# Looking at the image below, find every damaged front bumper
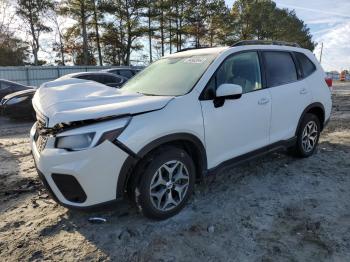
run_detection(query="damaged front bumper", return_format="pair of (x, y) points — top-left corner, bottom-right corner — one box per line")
(30, 120), (130, 208)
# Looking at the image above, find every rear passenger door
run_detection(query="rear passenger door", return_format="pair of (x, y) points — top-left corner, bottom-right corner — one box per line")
(263, 51), (312, 143)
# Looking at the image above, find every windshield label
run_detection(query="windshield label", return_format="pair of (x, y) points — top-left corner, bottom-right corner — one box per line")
(183, 57), (207, 64)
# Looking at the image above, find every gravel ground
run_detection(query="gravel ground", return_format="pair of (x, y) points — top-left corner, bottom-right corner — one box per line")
(0, 83), (349, 262)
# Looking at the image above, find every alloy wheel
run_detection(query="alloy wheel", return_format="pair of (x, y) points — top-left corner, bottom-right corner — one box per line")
(149, 160), (190, 212)
(301, 120), (318, 153)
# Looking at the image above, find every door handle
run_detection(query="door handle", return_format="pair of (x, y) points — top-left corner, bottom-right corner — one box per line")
(258, 97), (270, 105)
(300, 88), (308, 95)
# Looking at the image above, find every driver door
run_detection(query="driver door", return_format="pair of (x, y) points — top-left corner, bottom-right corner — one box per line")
(200, 51), (272, 168)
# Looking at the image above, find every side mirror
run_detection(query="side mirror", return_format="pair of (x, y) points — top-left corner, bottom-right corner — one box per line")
(216, 83), (242, 99)
(214, 83), (242, 108)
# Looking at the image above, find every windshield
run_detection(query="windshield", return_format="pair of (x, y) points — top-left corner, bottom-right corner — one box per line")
(122, 54), (217, 96)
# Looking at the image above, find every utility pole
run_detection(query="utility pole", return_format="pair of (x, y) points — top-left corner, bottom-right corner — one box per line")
(319, 42), (323, 64)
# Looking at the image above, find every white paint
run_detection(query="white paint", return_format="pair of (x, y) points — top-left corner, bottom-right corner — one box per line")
(31, 44), (332, 209)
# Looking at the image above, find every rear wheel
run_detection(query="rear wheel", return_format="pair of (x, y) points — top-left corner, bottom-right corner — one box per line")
(293, 113), (321, 157)
(134, 147), (195, 220)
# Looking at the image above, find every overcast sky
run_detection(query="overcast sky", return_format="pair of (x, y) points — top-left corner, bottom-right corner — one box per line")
(225, 0), (350, 72)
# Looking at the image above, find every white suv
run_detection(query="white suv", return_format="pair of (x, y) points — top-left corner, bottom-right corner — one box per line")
(31, 41), (332, 219)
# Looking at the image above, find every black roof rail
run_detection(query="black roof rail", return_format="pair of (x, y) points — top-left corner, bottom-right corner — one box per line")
(175, 46), (212, 53)
(232, 40), (300, 48)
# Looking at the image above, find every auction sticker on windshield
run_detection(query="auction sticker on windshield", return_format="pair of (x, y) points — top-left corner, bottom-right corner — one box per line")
(183, 57), (207, 64)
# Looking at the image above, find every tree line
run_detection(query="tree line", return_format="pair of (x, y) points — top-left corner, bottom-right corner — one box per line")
(0, 0), (316, 66)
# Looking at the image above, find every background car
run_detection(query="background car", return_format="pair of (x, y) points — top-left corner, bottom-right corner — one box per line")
(0, 89), (36, 119)
(1, 72), (128, 120)
(102, 67), (142, 79)
(0, 79), (35, 100)
(59, 72), (128, 87)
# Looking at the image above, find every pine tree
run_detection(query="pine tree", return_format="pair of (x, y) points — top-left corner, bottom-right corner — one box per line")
(91, 0), (103, 66)
(60, 0), (95, 65)
(104, 0), (144, 65)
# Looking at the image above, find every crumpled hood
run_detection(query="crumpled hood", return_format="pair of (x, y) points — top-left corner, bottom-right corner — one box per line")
(32, 80), (174, 128)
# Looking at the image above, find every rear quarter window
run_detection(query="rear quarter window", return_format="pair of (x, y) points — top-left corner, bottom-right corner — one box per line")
(263, 51), (298, 87)
(295, 52), (316, 78)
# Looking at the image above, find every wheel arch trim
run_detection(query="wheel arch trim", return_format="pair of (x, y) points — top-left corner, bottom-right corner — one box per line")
(295, 102), (325, 136)
(116, 133), (207, 198)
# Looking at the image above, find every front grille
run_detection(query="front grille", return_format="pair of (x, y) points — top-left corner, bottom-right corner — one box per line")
(36, 113), (47, 127)
(34, 122), (50, 153)
(35, 134), (48, 153)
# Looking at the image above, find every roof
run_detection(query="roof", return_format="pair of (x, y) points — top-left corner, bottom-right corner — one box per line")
(164, 43), (309, 59)
(166, 47), (229, 58)
(232, 40), (300, 48)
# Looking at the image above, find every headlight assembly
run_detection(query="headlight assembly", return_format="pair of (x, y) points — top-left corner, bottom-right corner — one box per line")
(56, 133), (95, 151)
(54, 116), (131, 151)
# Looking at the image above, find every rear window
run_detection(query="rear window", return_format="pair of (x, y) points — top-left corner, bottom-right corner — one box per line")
(102, 75), (121, 84)
(295, 52), (316, 78)
(76, 75), (94, 81)
(263, 51), (297, 87)
(118, 70), (134, 78)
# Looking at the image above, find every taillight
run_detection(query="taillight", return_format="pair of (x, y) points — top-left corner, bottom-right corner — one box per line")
(325, 77), (332, 88)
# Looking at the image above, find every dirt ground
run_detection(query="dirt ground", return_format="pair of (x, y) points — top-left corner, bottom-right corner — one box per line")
(1, 83), (349, 262)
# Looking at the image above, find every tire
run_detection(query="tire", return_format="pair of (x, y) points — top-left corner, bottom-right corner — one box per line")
(293, 113), (321, 158)
(134, 146), (195, 220)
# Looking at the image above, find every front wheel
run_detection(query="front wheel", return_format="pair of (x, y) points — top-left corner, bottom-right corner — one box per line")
(134, 147), (195, 220)
(293, 113), (321, 157)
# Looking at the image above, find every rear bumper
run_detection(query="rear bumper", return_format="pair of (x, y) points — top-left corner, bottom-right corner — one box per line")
(30, 123), (129, 208)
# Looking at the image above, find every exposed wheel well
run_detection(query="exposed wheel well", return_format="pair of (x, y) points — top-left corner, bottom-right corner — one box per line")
(118, 135), (207, 199)
(147, 140), (205, 181)
(305, 106), (325, 130)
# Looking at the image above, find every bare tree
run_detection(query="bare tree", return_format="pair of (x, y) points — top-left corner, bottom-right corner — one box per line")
(0, 0), (16, 37)
(16, 0), (54, 65)
(47, 2), (69, 66)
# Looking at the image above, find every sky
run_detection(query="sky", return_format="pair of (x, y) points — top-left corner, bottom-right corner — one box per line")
(225, 0), (350, 72)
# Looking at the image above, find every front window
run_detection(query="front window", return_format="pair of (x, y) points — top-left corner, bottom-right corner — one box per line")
(122, 54), (217, 96)
(201, 52), (262, 99)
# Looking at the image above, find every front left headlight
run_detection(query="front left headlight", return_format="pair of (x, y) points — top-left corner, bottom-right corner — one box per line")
(56, 133), (95, 151)
(54, 116), (131, 151)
